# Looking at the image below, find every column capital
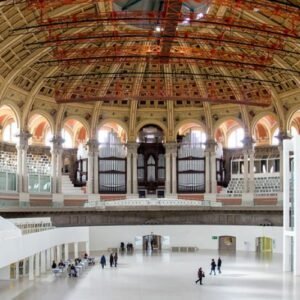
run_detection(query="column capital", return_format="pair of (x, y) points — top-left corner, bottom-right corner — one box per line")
(277, 131), (291, 148)
(242, 135), (255, 152)
(127, 142), (139, 153)
(16, 130), (32, 150)
(51, 135), (64, 152)
(86, 139), (99, 154)
(205, 138), (217, 153)
(164, 142), (177, 154)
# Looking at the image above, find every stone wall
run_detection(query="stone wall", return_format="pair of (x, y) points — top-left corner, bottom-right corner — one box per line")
(1, 208), (283, 227)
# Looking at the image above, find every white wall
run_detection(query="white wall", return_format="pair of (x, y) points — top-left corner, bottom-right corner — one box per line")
(0, 227), (89, 269)
(89, 225), (283, 253)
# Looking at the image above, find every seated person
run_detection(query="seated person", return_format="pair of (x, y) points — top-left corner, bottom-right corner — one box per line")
(70, 264), (77, 277)
(51, 260), (57, 269)
(67, 264), (72, 277)
(84, 253), (88, 259)
(58, 260), (65, 268)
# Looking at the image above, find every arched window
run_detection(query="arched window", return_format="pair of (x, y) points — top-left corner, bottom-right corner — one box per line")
(291, 126), (298, 137)
(271, 128), (279, 145)
(44, 130), (52, 147)
(62, 129), (73, 148)
(3, 122), (18, 143)
(98, 129), (109, 144)
(228, 127), (244, 148)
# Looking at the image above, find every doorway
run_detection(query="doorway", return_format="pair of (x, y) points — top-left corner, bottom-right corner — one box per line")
(143, 234), (162, 251)
(256, 237), (273, 253)
(219, 236), (236, 251)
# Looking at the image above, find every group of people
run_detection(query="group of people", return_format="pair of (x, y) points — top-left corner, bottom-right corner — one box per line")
(51, 253), (92, 278)
(100, 253), (118, 269)
(120, 242), (134, 253)
(195, 257), (222, 285)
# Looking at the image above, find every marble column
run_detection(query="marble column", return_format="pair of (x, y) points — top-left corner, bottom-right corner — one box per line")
(86, 139), (99, 194)
(57, 245), (61, 262)
(205, 139), (217, 194)
(51, 135), (64, 194)
(85, 241), (90, 255)
(171, 148), (177, 195)
(165, 143), (177, 196)
(126, 151), (132, 195)
(277, 131), (291, 193)
(242, 136), (255, 193)
(165, 150), (171, 196)
(127, 143), (138, 195)
(35, 253), (40, 277)
(243, 150), (249, 193)
(65, 243), (69, 260)
(16, 130), (32, 195)
(249, 150), (255, 193)
(74, 242), (79, 258)
(29, 255), (34, 280)
(41, 250), (46, 273)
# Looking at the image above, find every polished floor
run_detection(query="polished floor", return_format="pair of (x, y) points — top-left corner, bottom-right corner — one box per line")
(1, 250), (300, 300)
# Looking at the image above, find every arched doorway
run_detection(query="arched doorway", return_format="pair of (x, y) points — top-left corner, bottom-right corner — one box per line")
(137, 125), (165, 197)
(143, 234), (162, 251)
(219, 236), (236, 251)
(256, 237), (273, 253)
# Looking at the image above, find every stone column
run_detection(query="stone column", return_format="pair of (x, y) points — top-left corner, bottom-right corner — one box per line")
(126, 153), (132, 195)
(164, 146), (171, 196)
(129, 143), (139, 195)
(243, 150), (249, 193)
(50, 247), (55, 263)
(242, 136), (255, 206)
(35, 253), (40, 277)
(86, 139), (99, 194)
(165, 143), (177, 196)
(16, 130), (31, 204)
(15, 261), (19, 280)
(46, 249), (51, 270)
(204, 149), (210, 193)
(249, 150), (255, 193)
(126, 143), (138, 196)
(74, 242), (79, 258)
(29, 255), (34, 280)
(41, 251), (46, 273)
(65, 243), (69, 260)
(277, 132), (291, 194)
(85, 241), (90, 255)
(204, 139), (217, 195)
(51, 136), (64, 205)
(171, 148), (177, 195)
(57, 245), (61, 262)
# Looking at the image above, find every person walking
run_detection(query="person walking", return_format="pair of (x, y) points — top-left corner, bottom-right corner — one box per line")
(210, 259), (216, 275)
(109, 253), (114, 267)
(195, 267), (205, 285)
(114, 252), (118, 267)
(217, 257), (222, 274)
(100, 255), (106, 269)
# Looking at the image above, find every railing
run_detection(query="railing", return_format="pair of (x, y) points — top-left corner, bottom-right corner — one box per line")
(0, 171), (17, 192)
(84, 198), (222, 207)
(28, 174), (51, 193)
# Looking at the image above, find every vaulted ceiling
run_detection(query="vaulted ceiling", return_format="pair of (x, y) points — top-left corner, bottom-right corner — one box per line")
(0, 0), (299, 140)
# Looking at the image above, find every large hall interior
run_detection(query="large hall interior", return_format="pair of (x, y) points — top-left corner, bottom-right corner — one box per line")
(0, 0), (300, 299)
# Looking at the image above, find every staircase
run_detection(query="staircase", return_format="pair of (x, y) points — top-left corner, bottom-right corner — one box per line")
(62, 175), (85, 195)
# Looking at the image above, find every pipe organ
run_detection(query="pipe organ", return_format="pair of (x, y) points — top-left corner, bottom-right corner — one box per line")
(76, 158), (87, 186)
(99, 131), (127, 193)
(137, 143), (165, 194)
(177, 133), (205, 193)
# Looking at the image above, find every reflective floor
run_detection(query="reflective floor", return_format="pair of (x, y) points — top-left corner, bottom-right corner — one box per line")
(1, 250), (299, 300)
